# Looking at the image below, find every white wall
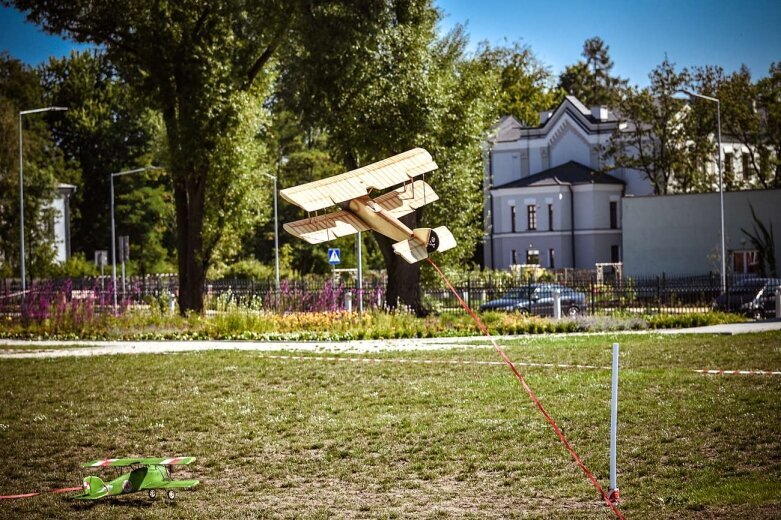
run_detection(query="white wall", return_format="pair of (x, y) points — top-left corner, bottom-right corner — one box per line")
(622, 189), (781, 276)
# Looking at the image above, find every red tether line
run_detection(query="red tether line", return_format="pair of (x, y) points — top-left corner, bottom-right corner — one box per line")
(0, 486), (81, 500)
(426, 258), (625, 519)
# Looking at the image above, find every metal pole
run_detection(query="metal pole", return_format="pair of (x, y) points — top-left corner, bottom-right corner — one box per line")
(609, 342), (620, 501)
(17, 107), (68, 296)
(109, 166), (161, 311)
(18, 112), (25, 295)
(357, 231), (363, 314)
(273, 175), (280, 292)
(716, 100), (726, 294)
(110, 173), (117, 311)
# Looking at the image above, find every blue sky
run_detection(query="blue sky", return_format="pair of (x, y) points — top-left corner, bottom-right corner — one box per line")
(2, 1), (779, 87)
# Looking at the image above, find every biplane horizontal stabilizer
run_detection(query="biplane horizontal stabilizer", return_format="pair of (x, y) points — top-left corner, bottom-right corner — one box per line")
(283, 210), (371, 244)
(393, 239), (429, 264)
(392, 226), (457, 264)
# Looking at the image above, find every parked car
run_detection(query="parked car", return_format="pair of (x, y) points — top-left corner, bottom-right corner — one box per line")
(479, 283), (587, 317)
(713, 277), (781, 320)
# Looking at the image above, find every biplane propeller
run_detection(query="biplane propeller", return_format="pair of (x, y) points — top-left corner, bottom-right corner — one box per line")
(280, 148), (457, 264)
(74, 457), (199, 500)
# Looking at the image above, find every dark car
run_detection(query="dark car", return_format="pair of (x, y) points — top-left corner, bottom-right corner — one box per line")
(713, 277), (781, 320)
(479, 283), (587, 317)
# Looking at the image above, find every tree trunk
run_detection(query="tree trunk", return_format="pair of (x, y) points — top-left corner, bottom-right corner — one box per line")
(173, 171), (207, 314)
(372, 212), (428, 317)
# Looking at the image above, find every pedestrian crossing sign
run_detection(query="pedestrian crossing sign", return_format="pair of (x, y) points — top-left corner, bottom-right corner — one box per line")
(328, 248), (341, 265)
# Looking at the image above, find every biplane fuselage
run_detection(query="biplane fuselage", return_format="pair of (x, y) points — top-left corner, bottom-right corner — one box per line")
(343, 195), (414, 244)
(281, 148), (456, 264)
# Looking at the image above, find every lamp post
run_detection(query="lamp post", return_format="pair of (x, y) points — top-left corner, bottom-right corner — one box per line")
(18, 106), (68, 295)
(682, 90), (726, 293)
(110, 166), (161, 310)
(260, 172), (280, 292)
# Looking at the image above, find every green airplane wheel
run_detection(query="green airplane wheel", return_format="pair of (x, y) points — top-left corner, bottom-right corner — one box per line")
(166, 489), (176, 500)
(148, 489), (157, 499)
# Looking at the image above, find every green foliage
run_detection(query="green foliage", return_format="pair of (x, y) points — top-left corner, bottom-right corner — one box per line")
(557, 36), (627, 106)
(213, 259), (275, 281)
(605, 58), (709, 194)
(741, 203), (777, 277)
(474, 40), (563, 126)
(41, 50), (168, 266)
(46, 252), (98, 278)
(0, 53), (70, 278)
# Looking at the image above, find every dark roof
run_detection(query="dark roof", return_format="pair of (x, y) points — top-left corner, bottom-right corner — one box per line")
(494, 161), (625, 189)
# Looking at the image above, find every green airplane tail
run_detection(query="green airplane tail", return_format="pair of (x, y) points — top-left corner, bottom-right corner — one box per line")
(82, 476), (108, 498)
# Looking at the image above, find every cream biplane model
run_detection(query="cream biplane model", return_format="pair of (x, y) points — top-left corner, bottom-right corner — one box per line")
(280, 148), (456, 264)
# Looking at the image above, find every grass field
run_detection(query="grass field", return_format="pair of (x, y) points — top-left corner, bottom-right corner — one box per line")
(1, 332), (780, 519)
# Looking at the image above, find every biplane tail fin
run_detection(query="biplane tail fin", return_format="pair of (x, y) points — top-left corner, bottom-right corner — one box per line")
(392, 226), (457, 264)
(77, 476), (109, 499)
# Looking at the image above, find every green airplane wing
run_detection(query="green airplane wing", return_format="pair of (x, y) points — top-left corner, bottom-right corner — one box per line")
(146, 479), (200, 490)
(82, 457), (196, 468)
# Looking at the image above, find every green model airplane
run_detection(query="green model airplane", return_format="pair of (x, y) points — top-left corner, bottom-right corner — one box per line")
(74, 457), (199, 500)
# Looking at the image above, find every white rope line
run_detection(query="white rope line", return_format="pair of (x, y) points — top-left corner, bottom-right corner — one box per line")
(261, 354), (609, 370)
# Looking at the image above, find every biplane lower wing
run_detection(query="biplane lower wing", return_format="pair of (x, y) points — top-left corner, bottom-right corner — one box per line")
(372, 180), (439, 217)
(143, 479), (200, 490)
(283, 210), (371, 244)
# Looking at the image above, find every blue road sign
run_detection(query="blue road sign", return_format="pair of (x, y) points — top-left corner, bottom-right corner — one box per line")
(328, 248), (341, 265)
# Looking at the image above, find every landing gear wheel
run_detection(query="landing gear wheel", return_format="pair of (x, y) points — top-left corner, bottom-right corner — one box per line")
(166, 489), (176, 500)
(751, 309), (764, 321)
(567, 306), (580, 317)
(148, 489), (157, 499)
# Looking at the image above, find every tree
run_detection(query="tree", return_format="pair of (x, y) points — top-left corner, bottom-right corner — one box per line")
(0, 53), (67, 279)
(558, 36), (626, 107)
(277, 6), (496, 314)
(474, 40), (563, 126)
(756, 62), (781, 188)
(5, 0), (337, 312)
(605, 58), (710, 194)
(40, 50), (174, 274)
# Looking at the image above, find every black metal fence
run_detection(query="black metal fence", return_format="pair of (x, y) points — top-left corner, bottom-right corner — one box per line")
(0, 271), (749, 317)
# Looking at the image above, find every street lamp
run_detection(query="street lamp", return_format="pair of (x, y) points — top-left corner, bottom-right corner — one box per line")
(18, 106), (68, 295)
(260, 172), (280, 292)
(681, 89), (726, 293)
(110, 166), (162, 310)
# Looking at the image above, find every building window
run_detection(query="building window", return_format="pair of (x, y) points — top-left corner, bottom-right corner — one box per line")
(526, 249), (540, 265)
(511, 249), (517, 265)
(548, 248), (555, 269)
(548, 204), (554, 231)
(733, 250), (760, 274)
(611, 245), (620, 263)
(609, 201), (618, 229)
(510, 205), (516, 233)
(724, 152), (733, 174)
(742, 153), (751, 177)
(527, 204), (537, 230)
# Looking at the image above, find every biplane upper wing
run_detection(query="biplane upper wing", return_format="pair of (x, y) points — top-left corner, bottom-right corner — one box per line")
(283, 210), (371, 244)
(280, 148), (437, 212)
(82, 457), (196, 468)
(372, 179), (439, 218)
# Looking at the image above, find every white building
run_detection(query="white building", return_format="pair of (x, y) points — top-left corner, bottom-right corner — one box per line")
(51, 183), (76, 263)
(483, 96), (652, 270)
(483, 95), (772, 276)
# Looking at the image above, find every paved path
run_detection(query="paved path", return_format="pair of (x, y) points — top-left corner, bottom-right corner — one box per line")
(1, 320), (779, 359)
